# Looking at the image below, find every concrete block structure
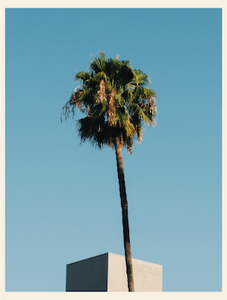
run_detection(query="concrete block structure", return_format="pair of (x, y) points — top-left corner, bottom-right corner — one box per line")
(66, 252), (162, 292)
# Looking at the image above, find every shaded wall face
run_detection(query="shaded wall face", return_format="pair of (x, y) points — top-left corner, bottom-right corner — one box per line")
(66, 253), (108, 291)
(66, 253), (162, 292)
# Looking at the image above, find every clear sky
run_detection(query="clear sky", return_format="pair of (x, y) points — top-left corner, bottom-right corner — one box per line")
(5, 7), (222, 292)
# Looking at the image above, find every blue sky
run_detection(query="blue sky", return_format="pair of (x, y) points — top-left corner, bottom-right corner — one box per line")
(5, 8), (222, 292)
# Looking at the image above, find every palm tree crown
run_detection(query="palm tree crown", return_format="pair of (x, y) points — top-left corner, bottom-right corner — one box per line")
(61, 52), (157, 292)
(61, 52), (157, 153)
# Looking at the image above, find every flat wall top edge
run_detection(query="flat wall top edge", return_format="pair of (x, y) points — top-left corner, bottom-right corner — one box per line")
(67, 252), (162, 267)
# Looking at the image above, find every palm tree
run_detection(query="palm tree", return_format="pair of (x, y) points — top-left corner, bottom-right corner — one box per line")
(61, 52), (157, 292)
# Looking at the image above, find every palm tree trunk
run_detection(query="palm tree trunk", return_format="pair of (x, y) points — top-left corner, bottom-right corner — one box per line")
(115, 138), (135, 292)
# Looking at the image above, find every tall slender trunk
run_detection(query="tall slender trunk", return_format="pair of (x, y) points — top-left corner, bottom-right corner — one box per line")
(115, 138), (135, 292)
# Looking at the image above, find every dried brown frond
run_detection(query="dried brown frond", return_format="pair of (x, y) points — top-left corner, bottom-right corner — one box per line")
(107, 89), (116, 126)
(97, 80), (107, 103)
(137, 129), (143, 143)
(128, 146), (133, 155)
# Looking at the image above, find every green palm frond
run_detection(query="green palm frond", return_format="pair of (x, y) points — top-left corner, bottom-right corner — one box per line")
(115, 106), (129, 127)
(75, 71), (91, 83)
(129, 103), (153, 124)
(90, 52), (107, 74)
(92, 71), (107, 83)
(90, 100), (108, 118)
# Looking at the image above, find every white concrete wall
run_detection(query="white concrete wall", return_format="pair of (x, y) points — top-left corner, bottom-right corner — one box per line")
(66, 252), (162, 292)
